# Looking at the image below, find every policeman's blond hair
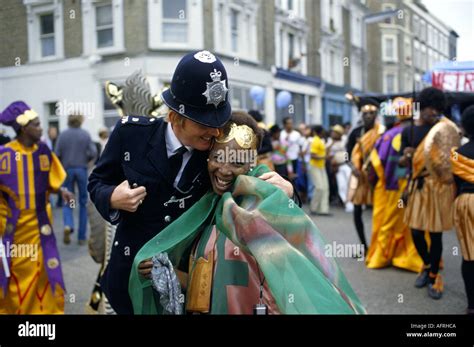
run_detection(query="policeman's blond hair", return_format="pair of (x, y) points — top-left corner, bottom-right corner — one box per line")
(163, 106), (185, 127)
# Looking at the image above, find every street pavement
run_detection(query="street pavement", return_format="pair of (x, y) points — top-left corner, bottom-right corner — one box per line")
(53, 203), (467, 314)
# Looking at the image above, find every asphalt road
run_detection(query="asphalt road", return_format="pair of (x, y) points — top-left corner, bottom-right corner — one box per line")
(53, 203), (466, 314)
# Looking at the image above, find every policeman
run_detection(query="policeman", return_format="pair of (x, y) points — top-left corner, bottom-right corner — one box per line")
(88, 50), (294, 314)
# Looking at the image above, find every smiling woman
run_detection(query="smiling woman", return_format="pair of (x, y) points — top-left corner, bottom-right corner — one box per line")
(130, 112), (365, 315)
(208, 111), (263, 195)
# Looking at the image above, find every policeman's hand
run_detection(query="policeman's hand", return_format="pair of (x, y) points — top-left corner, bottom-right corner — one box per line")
(138, 258), (153, 279)
(110, 180), (147, 212)
(258, 171), (294, 198)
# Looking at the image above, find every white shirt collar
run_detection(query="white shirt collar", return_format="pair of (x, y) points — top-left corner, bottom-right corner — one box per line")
(165, 122), (193, 157)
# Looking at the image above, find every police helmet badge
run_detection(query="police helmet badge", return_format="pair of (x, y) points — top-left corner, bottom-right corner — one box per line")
(193, 50), (217, 63)
(202, 69), (228, 108)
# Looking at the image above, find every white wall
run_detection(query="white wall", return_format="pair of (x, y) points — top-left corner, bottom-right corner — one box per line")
(0, 58), (102, 140)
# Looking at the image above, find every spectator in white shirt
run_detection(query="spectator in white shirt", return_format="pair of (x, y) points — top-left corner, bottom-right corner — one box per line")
(280, 117), (302, 176)
(328, 125), (353, 212)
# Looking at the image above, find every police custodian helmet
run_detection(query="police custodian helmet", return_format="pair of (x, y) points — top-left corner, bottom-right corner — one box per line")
(161, 50), (232, 128)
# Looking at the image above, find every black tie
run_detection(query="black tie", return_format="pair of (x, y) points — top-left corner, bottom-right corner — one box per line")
(168, 146), (188, 183)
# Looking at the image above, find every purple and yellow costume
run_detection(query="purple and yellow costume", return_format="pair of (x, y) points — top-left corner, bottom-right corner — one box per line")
(0, 101), (66, 314)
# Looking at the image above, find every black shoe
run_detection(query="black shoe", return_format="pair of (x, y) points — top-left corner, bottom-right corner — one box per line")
(427, 274), (443, 300)
(415, 268), (430, 288)
(63, 227), (73, 245)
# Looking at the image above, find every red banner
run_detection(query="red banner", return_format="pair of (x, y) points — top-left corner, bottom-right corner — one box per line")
(432, 70), (474, 92)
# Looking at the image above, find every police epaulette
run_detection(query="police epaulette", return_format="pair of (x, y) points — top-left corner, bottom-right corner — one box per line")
(120, 115), (158, 126)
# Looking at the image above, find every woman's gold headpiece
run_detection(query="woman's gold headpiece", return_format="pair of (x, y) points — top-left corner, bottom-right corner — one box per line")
(215, 123), (257, 149)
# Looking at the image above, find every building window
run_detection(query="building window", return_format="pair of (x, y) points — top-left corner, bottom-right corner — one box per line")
(96, 3), (114, 48)
(277, 0), (304, 17)
(383, 35), (397, 62)
(414, 40), (420, 68)
(279, 29), (284, 67)
(288, 0), (294, 11)
(213, 0), (258, 61)
(288, 33), (295, 68)
(25, 1), (64, 62)
(405, 40), (411, 65)
(39, 13), (55, 57)
(413, 15), (419, 37)
(230, 85), (264, 112)
(82, 0), (124, 55)
(386, 38), (394, 59)
(352, 16), (361, 45)
(420, 20), (426, 42)
(275, 0), (307, 72)
(246, 13), (252, 54)
(45, 101), (59, 130)
(382, 4), (395, 24)
(428, 25), (433, 46)
(275, 90), (305, 126)
(405, 73), (411, 91)
(329, 0), (336, 31)
(148, 0), (202, 49)
(385, 73), (395, 93)
(218, 3), (225, 34)
(421, 44), (427, 70)
(350, 56), (362, 90)
(162, 0), (188, 43)
(330, 50), (336, 82)
(230, 9), (239, 53)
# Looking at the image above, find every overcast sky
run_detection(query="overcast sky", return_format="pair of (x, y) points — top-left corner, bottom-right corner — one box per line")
(422, 0), (474, 61)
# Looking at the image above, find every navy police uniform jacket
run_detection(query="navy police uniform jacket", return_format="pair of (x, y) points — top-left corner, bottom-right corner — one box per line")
(87, 116), (210, 314)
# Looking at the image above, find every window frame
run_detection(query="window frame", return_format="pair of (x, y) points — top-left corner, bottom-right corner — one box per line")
(413, 15), (419, 37)
(230, 8), (240, 53)
(39, 12), (56, 58)
(414, 40), (420, 68)
(25, 0), (64, 62)
(161, 0), (189, 44)
(148, 0), (203, 50)
(382, 34), (398, 62)
(404, 38), (412, 66)
(44, 101), (60, 130)
(213, 0), (258, 62)
(82, 0), (125, 56)
(382, 3), (396, 25)
(384, 72), (397, 94)
(95, 2), (115, 49)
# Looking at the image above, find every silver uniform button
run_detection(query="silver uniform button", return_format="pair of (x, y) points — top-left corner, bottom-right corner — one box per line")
(114, 241), (119, 246)
(132, 183), (138, 188)
(164, 215), (172, 223)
